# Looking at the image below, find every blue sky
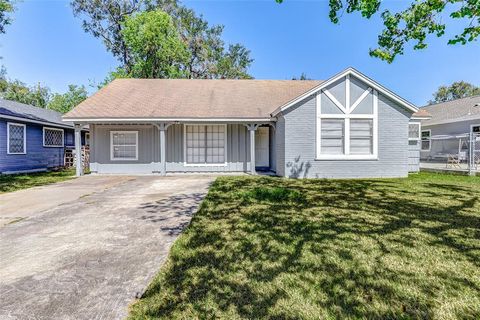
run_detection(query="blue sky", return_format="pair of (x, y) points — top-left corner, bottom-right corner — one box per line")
(1, 0), (479, 106)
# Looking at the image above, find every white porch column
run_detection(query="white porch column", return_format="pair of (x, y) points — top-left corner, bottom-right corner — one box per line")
(246, 124), (259, 175)
(74, 123), (84, 177)
(156, 122), (172, 176)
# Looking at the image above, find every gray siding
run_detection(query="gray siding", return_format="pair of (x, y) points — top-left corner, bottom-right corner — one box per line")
(90, 123), (252, 173)
(275, 116), (286, 177)
(166, 124), (251, 172)
(408, 140), (420, 172)
(280, 93), (411, 178)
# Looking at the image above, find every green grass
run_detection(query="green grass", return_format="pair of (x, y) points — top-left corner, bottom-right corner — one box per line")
(129, 173), (480, 320)
(0, 169), (75, 194)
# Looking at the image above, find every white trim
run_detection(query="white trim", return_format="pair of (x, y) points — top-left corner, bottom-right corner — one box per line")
(316, 154), (378, 160)
(63, 117), (273, 123)
(110, 131), (139, 161)
(1, 114), (75, 129)
(345, 74), (351, 111)
(350, 88), (373, 112)
(43, 127), (65, 147)
(316, 93), (321, 159)
(323, 89), (347, 114)
(183, 124), (228, 167)
(316, 80), (378, 160)
(6, 122), (26, 155)
(408, 122), (421, 141)
(373, 89), (378, 158)
(421, 129), (431, 151)
(272, 67), (418, 116)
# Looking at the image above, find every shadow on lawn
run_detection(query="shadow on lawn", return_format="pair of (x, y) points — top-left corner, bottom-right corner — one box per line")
(132, 176), (480, 319)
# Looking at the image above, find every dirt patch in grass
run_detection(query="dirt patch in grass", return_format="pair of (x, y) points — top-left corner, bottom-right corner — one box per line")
(129, 173), (480, 319)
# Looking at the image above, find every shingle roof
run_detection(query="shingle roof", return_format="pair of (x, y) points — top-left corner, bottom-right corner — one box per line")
(0, 99), (74, 127)
(420, 95), (480, 126)
(412, 109), (431, 119)
(64, 79), (323, 120)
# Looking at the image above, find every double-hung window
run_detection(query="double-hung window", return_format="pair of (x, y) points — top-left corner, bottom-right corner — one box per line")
(110, 131), (138, 160)
(317, 76), (377, 159)
(408, 123), (421, 141)
(43, 127), (64, 147)
(7, 122), (26, 154)
(421, 130), (431, 151)
(185, 125), (226, 165)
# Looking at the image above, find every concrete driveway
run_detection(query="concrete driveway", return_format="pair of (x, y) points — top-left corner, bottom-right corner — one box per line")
(0, 175), (215, 320)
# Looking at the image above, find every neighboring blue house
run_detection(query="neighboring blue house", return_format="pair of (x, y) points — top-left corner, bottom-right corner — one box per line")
(0, 99), (88, 174)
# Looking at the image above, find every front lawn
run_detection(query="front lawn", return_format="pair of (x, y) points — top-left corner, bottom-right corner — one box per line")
(0, 169), (75, 194)
(129, 173), (480, 319)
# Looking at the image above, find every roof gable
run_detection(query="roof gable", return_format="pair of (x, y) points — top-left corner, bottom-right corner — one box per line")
(271, 68), (418, 116)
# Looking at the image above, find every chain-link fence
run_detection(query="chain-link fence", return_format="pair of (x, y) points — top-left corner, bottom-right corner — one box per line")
(420, 132), (480, 175)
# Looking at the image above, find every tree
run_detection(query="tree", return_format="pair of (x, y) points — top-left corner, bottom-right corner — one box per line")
(429, 81), (480, 104)
(292, 72), (310, 80)
(0, 79), (51, 108)
(121, 10), (189, 78)
(71, 0), (142, 70)
(276, 0), (480, 63)
(71, 0), (253, 78)
(0, 0), (14, 34)
(48, 85), (88, 113)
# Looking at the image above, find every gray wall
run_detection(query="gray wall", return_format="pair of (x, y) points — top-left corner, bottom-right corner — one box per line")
(165, 124), (251, 172)
(275, 116), (286, 177)
(278, 90), (411, 178)
(421, 119), (480, 160)
(90, 123), (252, 173)
(408, 140), (420, 172)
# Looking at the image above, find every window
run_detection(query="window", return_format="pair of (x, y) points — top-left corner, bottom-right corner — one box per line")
(421, 130), (431, 151)
(472, 125), (480, 133)
(43, 127), (64, 147)
(317, 77), (377, 159)
(350, 119), (373, 155)
(408, 123), (421, 140)
(7, 122), (26, 154)
(185, 125), (226, 165)
(110, 131), (138, 160)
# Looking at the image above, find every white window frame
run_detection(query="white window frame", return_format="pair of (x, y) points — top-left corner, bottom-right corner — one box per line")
(471, 124), (480, 134)
(110, 131), (139, 161)
(421, 129), (431, 151)
(408, 122), (421, 141)
(315, 75), (378, 160)
(43, 127), (64, 148)
(7, 122), (27, 155)
(183, 124), (228, 167)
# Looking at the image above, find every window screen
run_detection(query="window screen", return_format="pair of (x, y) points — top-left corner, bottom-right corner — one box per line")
(350, 119), (373, 155)
(321, 119), (344, 155)
(111, 131), (138, 160)
(408, 123), (420, 140)
(186, 125), (225, 164)
(421, 130), (431, 151)
(8, 123), (26, 154)
(43, 128), (64, 147)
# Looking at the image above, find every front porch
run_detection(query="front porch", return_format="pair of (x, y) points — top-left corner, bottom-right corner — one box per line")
(73, 121), (276, 176)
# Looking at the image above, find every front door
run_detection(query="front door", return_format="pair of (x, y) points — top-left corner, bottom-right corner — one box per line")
(255, 127), (269, 168)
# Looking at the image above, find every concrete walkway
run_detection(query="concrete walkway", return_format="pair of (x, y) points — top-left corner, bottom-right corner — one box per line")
(0, 175), (215, 320)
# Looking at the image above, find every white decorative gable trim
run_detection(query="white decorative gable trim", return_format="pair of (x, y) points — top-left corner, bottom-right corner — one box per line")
(271, 67), (418, 117)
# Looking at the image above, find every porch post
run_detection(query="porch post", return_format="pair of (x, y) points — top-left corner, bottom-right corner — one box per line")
(160, 124), (166, 176)
(74, 123), (84, 177)
(246, 124), (259, 175)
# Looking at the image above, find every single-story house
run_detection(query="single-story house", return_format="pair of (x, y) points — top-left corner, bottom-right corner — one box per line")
(0, 99), (89, 174)
(419, 95), (480, 161)
(64, 68), (426, 178)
